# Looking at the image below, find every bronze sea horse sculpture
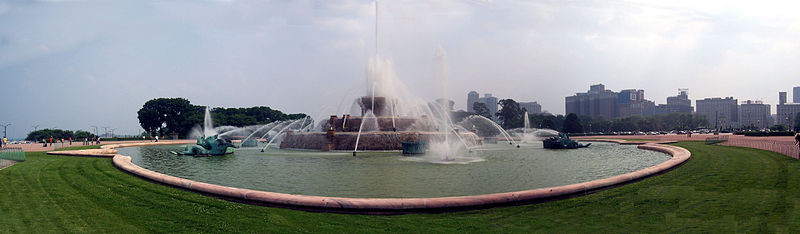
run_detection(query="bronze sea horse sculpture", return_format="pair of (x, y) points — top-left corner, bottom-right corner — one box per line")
(172, 134), (235, 156)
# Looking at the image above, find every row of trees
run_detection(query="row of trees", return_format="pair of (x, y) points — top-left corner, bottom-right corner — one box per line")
(454, 98), (715, 133)
(137, 98), (306, 138)
(25, 129), (97, 142)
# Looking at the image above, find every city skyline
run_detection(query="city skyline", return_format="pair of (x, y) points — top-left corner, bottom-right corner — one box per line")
(3, 0), (800, 139)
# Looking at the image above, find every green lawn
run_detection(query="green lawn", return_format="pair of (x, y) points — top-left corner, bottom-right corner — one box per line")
(1, 142), (799, 232)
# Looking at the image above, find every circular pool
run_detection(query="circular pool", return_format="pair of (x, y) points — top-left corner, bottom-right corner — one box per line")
(117, 141), (670, 198)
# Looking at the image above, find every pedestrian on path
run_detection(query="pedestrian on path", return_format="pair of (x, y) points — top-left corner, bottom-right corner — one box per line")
(795, 133), (800, 158)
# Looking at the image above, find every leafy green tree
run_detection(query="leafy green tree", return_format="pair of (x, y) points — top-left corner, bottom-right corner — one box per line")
(137, 98), (307, 138)
(473, 102), (492, 120)
(496, 99), (525, 129)
(528, 113), (564, 130)
(562, 113), (584, 133)
(450, 110), (475, 124)
(770, 125), (788, 132)
(26, 129), (97, 142)
(137, 98), (197, 137)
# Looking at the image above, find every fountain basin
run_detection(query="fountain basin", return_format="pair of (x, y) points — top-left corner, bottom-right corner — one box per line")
(112, 141), (688, 213)
(118, 141), (672, 198)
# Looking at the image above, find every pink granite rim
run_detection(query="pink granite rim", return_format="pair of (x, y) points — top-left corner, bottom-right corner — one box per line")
(111, 142), (690, 213)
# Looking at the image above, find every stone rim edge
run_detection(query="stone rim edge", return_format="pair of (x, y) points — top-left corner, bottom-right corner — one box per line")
(109, 141), (691, 213)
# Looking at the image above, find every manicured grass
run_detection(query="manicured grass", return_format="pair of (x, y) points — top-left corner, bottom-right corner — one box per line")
(54, 145), (102, 151)
(1, 142), (800, 232)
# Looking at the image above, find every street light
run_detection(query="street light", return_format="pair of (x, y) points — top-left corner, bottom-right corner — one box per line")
(1, 123), (11, 138)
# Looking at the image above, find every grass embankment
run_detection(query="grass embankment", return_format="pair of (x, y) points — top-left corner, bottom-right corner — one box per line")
(1, 142), (799, 232)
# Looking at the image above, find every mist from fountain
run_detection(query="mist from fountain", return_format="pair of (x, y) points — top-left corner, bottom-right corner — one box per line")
(456, 115), (517, 146)
(261, 117), (312, 152)
(203, 107), (216, 137)
(523, 112), (529, 142)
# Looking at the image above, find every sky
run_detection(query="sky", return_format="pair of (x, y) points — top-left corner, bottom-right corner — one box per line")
(1, 0), (799, 139)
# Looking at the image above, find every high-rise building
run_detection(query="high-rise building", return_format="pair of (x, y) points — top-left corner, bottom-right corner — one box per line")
(565, 84), (619, 119)
(696, 97), (738, 129)
(654, 89), (694, 115)
(777, 91), (800, 129)
(467, 91), (479, 112)
(519, 102), (542, 114)
(565, 84), (654, 119)
(479, 94), (499, 120)
(739, 100), (770, 129)
(618, 89), (655, 117)
(794, 86), (800, 103)
(779, 92), (787, 105)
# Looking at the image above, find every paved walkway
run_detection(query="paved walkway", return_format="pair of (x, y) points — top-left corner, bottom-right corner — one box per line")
(575, 134), (800, 159)
(1, 140), (192, 152)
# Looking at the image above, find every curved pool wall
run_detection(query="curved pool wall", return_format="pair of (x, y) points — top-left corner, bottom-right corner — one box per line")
(104, 141), (690, 213)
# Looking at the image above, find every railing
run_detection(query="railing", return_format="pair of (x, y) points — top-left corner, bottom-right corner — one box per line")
(0, 147), (25, 169)
(0, 147), (25, 162)
(720, 139), (800, 160)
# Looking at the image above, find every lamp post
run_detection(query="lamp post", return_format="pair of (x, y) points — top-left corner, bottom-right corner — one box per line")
(1, 123), (11, 138)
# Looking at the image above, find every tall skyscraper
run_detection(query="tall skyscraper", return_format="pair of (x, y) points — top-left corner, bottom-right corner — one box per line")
(479, 94), (499, 120)
(739, 100), (770, 129)
(777, 91), (800, 129)
(655, 89), (694, 115)
(565, 84), (619, 119)
(696, 97), (738, 129)
(779, 92), (787, 105)
(794, 86), (800, 103)
(466, 91), (479, 112)
(565, 84), (653, 119)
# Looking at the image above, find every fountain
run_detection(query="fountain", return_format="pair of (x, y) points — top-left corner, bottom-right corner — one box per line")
(280, 94), (482, 153)
(173, 134), (235, 156)
(174, 107), (236, 156)
(113, 0), (679, 207)
(543, 132), (591, 149)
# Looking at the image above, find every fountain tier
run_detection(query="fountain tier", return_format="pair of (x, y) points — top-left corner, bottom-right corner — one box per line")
(280, 96), (481, 151)
(280, 131), (481, 151)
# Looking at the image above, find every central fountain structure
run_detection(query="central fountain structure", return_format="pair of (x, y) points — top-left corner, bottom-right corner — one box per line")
(280, 95), (482, 152)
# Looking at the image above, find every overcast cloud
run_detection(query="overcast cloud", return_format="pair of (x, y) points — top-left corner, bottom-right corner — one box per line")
(1, 0), (799, 139)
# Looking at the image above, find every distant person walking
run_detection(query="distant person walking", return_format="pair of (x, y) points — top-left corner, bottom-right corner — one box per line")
(49, 137), (53, 147)
(1, 137), (6, 148)
(155, 135), (159, 142)
(69, 137), (72, 145)
(795, 133), (800, 159)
